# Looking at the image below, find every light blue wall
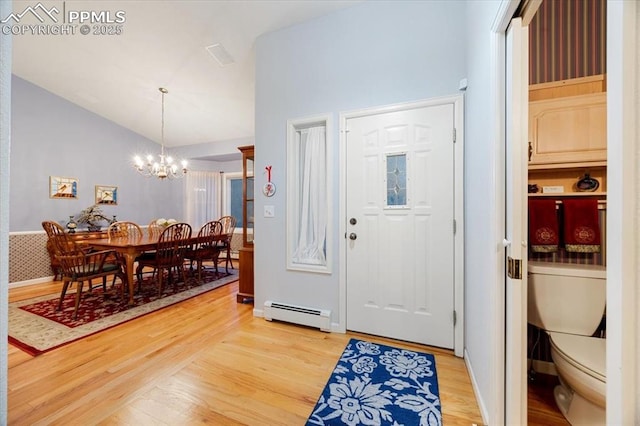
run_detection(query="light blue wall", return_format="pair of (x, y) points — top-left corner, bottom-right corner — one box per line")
(464, 1), (504, 423)
(11, 76), (189, 232)
(254, 1), (466, 322)
(0, 1), (11, 421)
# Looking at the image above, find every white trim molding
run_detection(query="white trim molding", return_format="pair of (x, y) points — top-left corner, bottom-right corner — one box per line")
(285, 113), (333, 275)
(338, 95), (465, 357)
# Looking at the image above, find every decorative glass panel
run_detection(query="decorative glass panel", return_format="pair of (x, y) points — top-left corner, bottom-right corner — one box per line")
(386, 153), (407, 206)
(230, 178), (244, 228)
(247, 177), (254, 231)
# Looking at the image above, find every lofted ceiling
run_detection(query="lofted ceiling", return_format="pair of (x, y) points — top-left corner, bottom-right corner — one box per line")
(10, 0), (362, 147)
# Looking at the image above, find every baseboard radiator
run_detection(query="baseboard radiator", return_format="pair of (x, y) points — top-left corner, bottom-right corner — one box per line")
(263, 301), (331, 332)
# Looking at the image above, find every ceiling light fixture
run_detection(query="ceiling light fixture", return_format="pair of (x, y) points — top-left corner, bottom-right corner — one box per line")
(133, 87), (188, 179)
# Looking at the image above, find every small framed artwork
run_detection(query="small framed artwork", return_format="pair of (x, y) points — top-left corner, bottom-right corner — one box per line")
(49, 176), (78, 199)
(95, 185), (118, 205)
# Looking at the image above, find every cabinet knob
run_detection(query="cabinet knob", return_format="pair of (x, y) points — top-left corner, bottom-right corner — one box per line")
(349, 233), (357, 240)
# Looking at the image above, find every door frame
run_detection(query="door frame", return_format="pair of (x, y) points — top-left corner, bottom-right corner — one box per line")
(504, 16), (529, 425)
(495, 0), (638, 424)
(491, 2), (523, 424)
(338, 95), (465, 357)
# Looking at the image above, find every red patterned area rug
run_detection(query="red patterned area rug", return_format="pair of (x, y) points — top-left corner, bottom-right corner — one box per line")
(9, 269), (238, 356)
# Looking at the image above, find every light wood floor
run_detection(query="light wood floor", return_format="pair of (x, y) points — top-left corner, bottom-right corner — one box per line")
(8, 273), (567, 425)
(527, 373), (570, 426)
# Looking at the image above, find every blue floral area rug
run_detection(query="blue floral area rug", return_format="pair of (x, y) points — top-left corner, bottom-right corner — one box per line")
(307, 338), (442, 426)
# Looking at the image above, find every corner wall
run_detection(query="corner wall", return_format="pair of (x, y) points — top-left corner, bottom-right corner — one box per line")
(254, 0), (466, 325)
(463, 1), (504, 423)
(0, 0), (11, 421)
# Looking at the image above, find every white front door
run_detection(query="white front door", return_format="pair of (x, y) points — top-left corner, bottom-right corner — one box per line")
(505, 17), (529, 425)
(345, 102), (455, 348)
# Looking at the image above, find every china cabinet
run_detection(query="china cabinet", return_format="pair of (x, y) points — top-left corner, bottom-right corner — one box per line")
(237, 145), (254, 303)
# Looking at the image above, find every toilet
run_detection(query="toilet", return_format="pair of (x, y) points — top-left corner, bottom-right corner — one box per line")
(528, 261), (606, 426)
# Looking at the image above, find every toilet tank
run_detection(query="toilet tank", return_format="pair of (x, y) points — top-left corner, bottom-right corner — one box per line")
(528, 262), (606, 336)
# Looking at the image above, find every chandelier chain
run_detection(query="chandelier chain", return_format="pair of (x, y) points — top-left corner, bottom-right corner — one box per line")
(161, 87), (166, 155)
(132, 87), (187, 179)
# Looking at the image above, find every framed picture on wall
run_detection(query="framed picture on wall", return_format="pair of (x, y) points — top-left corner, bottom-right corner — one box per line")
(95, 185), (118, 205)
(49, 176), (78, 199)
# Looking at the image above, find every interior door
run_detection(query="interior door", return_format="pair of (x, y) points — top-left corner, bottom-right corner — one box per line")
(505, 17), (529, 425)
(345, 103), (455, 348)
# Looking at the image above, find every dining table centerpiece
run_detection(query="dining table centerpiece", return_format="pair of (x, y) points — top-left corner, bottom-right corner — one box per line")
(77, 204), (110, 232)
(156, 218), (178, 228)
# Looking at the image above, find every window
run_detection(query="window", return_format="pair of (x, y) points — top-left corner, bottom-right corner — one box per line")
(222, 172), (243, 229)
(184, 171), (221, 230)
(386, 152), (408, 207)
(286, 114), (332, 273)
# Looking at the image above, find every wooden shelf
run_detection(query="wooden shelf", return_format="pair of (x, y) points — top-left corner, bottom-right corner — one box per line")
(528, 166), (606, 195)
(528, 161), (607, 171)
(529, 74), (606, 102)
(529, 192), (606, 197)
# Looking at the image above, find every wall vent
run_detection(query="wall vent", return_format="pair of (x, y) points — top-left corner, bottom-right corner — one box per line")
(263, 300), (331, 332)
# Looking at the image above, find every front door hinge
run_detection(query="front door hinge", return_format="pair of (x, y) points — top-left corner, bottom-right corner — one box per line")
(453, 219), (456, 235)
(453, 310), (457, 326)
(507, 256), (523, 280)
(453, 128), (456, 143)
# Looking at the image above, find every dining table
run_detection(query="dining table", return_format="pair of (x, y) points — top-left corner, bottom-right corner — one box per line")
(90, 233), (223, 305)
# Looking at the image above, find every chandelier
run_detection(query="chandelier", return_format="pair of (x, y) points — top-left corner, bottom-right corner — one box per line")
(133, 87), (188, 179)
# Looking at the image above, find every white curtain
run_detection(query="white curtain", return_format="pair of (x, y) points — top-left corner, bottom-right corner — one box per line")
(292, 126), (327, 265)
(184, 171), (221, 230)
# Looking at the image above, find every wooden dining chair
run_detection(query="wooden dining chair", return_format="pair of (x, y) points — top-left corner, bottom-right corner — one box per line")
(107, 221), (143, 239)
(42, 220), (69, 280)
(135, 222), (192, 296)
(43, 220), (126, 319)
(184, 220), (223, 283)
(106, 221), (144, 290)
(215, 215), (237, 273)
(147, 219), (162, 238)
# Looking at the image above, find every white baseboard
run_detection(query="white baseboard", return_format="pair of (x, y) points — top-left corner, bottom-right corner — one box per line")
(464, 348), (490, 426)
(9, 276), (55, 289)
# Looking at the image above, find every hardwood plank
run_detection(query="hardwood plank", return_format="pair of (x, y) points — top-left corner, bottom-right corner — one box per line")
(9, 273), (569, 425)
(528, 373), (570, 426)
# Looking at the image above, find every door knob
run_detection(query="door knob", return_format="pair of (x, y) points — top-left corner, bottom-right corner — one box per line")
(350, 218), (357, 225)
(349, 233), (357, 240)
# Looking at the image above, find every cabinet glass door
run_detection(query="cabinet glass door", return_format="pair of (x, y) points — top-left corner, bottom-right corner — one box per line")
(247, 157), (254, 244)
(238, 145), (255, 248)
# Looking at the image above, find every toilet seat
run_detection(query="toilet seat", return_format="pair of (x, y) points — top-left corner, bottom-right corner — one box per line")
(548, 332), (605, 382)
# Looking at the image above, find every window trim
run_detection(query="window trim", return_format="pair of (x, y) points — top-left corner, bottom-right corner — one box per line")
(286, 113), (332, 274)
